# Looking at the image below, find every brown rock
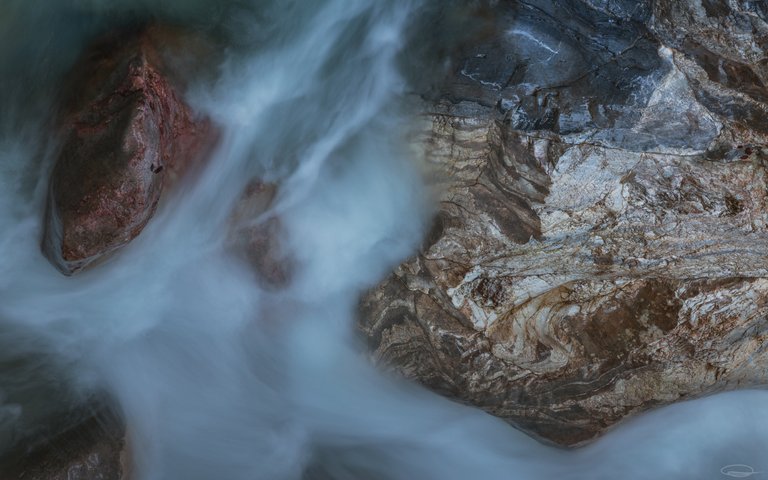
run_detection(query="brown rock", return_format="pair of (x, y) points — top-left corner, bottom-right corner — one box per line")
(361, 107), (768, 447)
(359, 0), (768, 447)
(227, 180), (294, 289)
(42, 25), (217, 275)
(0, 408), (127, 480)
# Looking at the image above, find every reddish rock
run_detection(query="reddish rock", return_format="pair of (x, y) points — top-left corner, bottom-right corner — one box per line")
(42, 26), (217, 275)
(228, 181), (294, 289)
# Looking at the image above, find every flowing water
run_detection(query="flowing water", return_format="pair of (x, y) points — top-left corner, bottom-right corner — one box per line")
(1, 1), (768, 479)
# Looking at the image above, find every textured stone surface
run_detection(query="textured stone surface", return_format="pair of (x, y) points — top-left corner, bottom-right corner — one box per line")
(360, 0), (768, 447)
(42, 26), (216, 275)
(0, 407), (127, 480)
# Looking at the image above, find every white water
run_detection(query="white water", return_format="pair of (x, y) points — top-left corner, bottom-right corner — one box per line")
(1, 1), (768, 479)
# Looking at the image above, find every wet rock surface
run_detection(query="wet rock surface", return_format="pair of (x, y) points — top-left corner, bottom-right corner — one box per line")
(42, 25), (216, 275)
(360, 0), (768, 446)
(0, 406), (126, 480)
(227, 180), (294, 289)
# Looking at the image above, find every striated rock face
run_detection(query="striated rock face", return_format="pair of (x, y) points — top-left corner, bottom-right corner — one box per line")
(360, 0), (768, 446)
(42, 26), (216, 275)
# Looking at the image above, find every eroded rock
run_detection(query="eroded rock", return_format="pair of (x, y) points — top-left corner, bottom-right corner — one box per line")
(42, 25), (217, 275)
(360, 0), (768, 447)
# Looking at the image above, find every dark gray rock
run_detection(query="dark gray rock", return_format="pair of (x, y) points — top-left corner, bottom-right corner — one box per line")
(0, 405), (126, 480)
(42, 26), (217, 276)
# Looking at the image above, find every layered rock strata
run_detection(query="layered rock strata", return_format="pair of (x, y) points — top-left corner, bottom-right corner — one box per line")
(360, 0), (768, 446)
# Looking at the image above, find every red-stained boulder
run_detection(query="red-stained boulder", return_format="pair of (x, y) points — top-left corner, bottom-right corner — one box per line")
(42, 26), (217, 275)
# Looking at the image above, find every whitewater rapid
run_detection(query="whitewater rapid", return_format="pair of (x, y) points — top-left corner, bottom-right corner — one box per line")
(1, 1), (768, 479)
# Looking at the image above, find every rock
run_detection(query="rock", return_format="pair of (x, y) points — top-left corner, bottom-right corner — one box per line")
(0, 406), (127, 480)
(652, 0), (768, 134)
(42, 25), (217, 275)
(359, 0), (768, 447)
(227, 180), (294, 289)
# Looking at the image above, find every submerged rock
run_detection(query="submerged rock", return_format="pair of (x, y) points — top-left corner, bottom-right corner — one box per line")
(42, 26), (216, 275)
(227, 180), (294, 289)
(360, 0), (768, 447)
(0, 405), (127, 480)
